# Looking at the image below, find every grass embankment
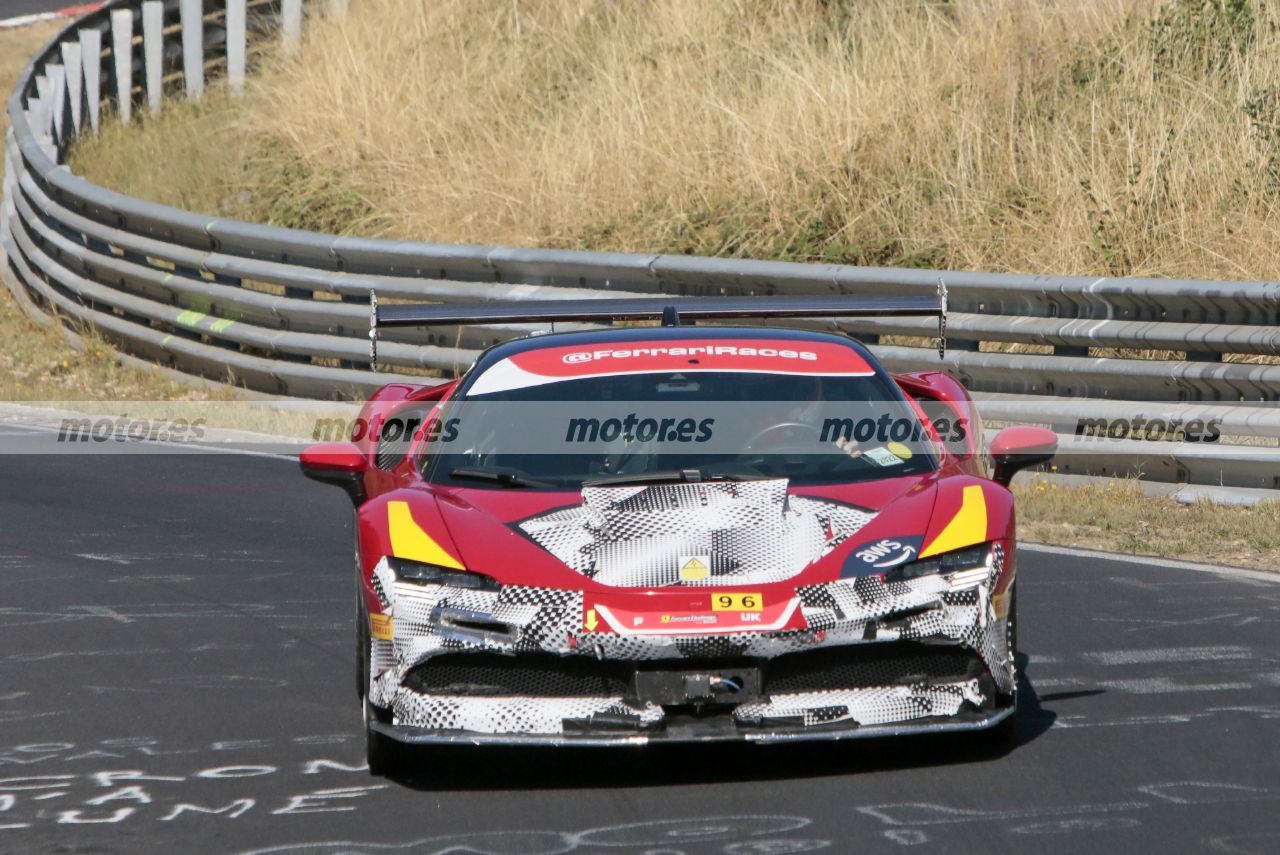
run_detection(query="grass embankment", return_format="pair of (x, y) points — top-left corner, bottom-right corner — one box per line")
(3, 3), (1278, 568)
(1015, 479), (1280, 568)
(70, 0), (1280, 281)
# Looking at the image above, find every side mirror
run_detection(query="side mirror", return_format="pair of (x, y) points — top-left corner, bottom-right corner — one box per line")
(300, 442), (368, 504)
(989, 426), (1058, 487)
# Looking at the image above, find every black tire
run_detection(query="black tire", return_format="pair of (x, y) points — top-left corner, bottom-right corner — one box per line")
(364, 695), (398, 777)
(356, 596), (369, 700)
(1006, 581), (1018, 662)
(354, 524), (366, 700)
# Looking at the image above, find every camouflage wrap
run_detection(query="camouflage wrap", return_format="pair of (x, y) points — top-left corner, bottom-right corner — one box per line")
(367, 542), (1011, 734)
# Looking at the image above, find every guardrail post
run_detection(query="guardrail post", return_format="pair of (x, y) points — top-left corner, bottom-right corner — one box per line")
(46, 64), (66, 151)
(1054, 345), (1089, 357)
(282, 0), (302, 54)
(23, 105), (43, 157)
(110, 8), (134, 125)
(142, 1), (163, 115)
(226, 0), (246, 94)
(32, 76), (55, 155)
(180, 0), (203, 101)
(80, 27), (102, 135)
(59, 42), (83, 134)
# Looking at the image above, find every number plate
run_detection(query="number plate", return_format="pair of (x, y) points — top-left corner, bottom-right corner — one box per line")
(711, 593), (764, 612)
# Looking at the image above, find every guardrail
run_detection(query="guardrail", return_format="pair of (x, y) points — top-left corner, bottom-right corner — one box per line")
(3, 0), (1279, 493)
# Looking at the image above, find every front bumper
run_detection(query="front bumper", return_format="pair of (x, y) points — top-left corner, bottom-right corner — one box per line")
(366, 546), (1013, 743)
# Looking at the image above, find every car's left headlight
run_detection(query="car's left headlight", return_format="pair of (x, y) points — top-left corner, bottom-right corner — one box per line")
(386, 556), (500, 590)
(886, 542), (993, 588)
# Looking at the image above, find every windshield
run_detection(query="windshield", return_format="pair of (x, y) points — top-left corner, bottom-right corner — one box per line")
(422, 360), (939, 489)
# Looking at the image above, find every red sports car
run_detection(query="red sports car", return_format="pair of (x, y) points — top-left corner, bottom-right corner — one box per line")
(300, 296), (1056, 774)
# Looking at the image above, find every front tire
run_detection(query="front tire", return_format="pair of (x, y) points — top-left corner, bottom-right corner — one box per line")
(356, 595), (369, 699)
(364, 694), (398, 777)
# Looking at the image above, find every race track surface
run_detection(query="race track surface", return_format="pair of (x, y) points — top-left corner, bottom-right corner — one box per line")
(0, 0), (81, 21)
(1, 439), (1279, 853)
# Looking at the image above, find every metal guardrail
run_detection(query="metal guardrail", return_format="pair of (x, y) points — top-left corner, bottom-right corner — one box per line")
(3, 0), (1279, 491)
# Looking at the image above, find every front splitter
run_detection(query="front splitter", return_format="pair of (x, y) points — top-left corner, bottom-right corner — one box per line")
(370, 704), (1013, 747)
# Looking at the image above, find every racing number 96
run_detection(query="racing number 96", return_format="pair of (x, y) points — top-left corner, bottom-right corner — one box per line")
(712, 593), (764, 612)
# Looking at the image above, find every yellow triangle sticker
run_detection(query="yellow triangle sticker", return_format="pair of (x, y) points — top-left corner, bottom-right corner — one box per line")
(387, 500), (465, 569)
(679, 556), (710, 581)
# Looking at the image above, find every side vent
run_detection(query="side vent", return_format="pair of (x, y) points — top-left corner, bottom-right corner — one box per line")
(375, 406), (432, 471)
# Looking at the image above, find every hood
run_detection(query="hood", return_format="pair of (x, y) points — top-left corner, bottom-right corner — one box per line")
(427, 472), (942, 590)
(518, 479), (875, 587)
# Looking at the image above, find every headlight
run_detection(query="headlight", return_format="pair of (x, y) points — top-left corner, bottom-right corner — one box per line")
(885, 542), (992, 585)
(386, 556), (500, 590)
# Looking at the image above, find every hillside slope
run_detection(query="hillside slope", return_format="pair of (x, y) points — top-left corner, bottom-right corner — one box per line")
(69, 0), (1280, 280)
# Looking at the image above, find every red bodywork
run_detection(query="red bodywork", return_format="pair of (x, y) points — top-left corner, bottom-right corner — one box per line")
(320, 356), (1019, 632)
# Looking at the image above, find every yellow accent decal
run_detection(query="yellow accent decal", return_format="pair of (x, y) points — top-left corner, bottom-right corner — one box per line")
(584, 609), (599, 632)
(176, 309), (207, 327)
(888, 442), (913, 460)
(209, 318), (234, 333)
(920, 485), (988, 558)
(369, 612), (393, 640)
(387, 500), (464, 569)
(992, 592), (1010, 621)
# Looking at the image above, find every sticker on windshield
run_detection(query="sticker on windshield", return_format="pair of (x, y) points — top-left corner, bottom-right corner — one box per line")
(468, 339), (874, 395)
(865, 446), (905, 467)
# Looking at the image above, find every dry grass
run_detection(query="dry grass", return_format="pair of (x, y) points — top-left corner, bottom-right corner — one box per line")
(69, 0), (1280, 281)
(66, 90), (253, 218)
(1014, 477), (1280, 570)
(0, 292), (218, 401)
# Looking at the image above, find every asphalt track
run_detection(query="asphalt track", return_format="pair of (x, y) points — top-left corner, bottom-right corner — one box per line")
(1, 436), (1279, 854)
(0, 0), (86, 20)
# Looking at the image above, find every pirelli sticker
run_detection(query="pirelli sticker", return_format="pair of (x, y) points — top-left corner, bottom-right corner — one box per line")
(369, 612), (394, 640)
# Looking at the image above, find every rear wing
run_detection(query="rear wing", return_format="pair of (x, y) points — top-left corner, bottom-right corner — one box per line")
(369, 283), (948, 367)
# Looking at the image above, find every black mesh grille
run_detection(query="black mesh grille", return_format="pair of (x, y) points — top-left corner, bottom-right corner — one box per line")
(764, 643), (980, 693)
(405, 653), (632, 697)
